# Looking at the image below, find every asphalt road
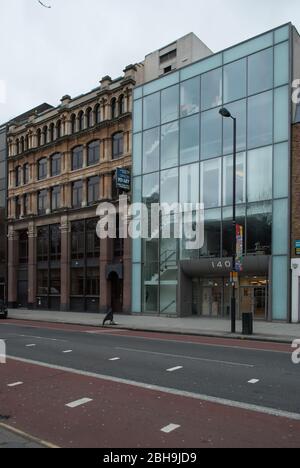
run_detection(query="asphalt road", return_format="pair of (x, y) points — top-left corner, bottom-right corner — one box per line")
(0, 320), (299, 448)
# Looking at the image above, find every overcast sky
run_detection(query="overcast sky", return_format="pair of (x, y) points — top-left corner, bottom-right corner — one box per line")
(0, 0), (299, 123)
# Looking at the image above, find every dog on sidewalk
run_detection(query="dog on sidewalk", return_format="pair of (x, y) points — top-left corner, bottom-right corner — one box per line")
(102, 307), (117, 327)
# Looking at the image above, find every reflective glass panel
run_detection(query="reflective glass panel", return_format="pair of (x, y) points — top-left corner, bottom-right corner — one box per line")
(274, 86), (289, 143)
(247, 202), (272, 255)
(247, 146), (273, 202)
(274, 142), (288, 199)
(180, 163), (199, 204)
(274, 42), (289, 87)
(180, 114), (200, 165)
(272, 256), (288, 321)
(142, 172), (159, 204)
(201, 108), (222, 159)
(161, 168), (178, 204)
(201, 158), (221, 208)
(161, 85), (179, 124)
(201, 68), (222, 110)
(143, 127), (160, 174)
(248, 48), (273, 95)
(133, 99), (142, 133)
(248, 91), (273, 149)
(180, 77), (200, 117)
(273, 198), (288, 255)
(223, 152), (246, 206)
(223, 99), (246, 154)
(224, 59), (247, 103)
(143, 92), (160, 130)
(161, 121), (179, 170)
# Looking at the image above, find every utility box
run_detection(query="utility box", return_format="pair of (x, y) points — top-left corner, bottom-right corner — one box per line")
(242, 313), (253, 336)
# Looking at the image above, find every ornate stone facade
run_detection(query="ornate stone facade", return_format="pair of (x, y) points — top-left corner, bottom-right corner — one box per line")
(7, 66), (137, 313)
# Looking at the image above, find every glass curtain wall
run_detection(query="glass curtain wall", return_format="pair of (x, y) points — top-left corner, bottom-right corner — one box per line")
(132, 24), (291, 320)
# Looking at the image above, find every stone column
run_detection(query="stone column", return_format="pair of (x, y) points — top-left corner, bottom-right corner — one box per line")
(65, 183), (72, 208)
(104, 173), (112, 200)
(28, 222), (37, 309)
(100, 237), (113, 314)
(7, 227), (19, 308)
(123, 235), (132, 314)
(60, 216), (70, 312)
(32, 192), (38, 216)
(83, 145), (88, 168)
(46, 189), (51, 214)
(104, 138), (110, 161)
(82, 179), (87, 208)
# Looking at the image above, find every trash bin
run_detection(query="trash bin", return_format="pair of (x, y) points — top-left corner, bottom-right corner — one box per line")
(242, 313), (253, 335)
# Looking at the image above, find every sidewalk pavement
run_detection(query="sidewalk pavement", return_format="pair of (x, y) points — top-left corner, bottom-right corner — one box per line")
(6, 308), (300, 343)
(0, 424), (44, 448)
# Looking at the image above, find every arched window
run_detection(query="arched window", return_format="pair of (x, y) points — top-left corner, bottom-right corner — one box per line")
(94, 104), (101, 125)
(112, 132), (124, 159)
(72, 146), (83, 170)
(15, 166), (22, 187)
(86, 108), (93, 128)
(20, 137), (25, 153)
(87, 140), (100, 166)
(78, 111), (84, 131)
(49, 123), (55, 142)
(25, 134), (29, 151)
(38, 158), (48, 180)
(36, 129), (41, 147)
(56, 120), (61, 139)
(16, 139), (20, 155)
(111, 98), (117, 119)
(51, 153), (61, 177)
(23, 163), (29, 185)
(43, 126), (48, 145)
(119, 95), (125, 115)
(71, 114), (76, 133)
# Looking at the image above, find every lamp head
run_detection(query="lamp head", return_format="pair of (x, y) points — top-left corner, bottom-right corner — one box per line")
(219, 107), (232, 118)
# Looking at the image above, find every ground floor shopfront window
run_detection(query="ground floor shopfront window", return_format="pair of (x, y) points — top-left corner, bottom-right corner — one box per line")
(192, 276), (269, 320)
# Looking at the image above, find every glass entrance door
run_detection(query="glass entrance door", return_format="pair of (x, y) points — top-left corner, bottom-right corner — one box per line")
(239, 286), (267, 320)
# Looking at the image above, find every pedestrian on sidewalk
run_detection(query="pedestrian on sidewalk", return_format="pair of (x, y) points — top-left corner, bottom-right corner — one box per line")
(102, 307), (117, 327)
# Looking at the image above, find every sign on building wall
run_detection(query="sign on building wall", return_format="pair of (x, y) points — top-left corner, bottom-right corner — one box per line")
(296, 240), (300, 256)
(116, 168), (131, 192)
(236, 224), (244, 272)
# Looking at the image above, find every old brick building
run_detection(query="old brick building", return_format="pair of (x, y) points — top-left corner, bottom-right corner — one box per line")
(291, 109), (300, 322)
(6, 67), (137, 313)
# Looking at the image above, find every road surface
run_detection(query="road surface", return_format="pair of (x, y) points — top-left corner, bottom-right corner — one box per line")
(0, 319), (299, 448)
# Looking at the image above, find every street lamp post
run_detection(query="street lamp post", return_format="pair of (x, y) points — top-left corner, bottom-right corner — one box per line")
(219, 108), (237, 334)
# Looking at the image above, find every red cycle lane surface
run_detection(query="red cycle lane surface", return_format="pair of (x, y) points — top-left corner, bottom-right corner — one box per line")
(0, 359), (299, 448)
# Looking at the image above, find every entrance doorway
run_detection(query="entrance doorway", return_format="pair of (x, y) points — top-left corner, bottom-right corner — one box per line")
(239, 286), (267, 320)
(17, 280), (28, 308)
(109, 272), (123, 314)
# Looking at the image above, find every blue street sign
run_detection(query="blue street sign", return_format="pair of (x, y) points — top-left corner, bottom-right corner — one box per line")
(116, 168), (131, 191)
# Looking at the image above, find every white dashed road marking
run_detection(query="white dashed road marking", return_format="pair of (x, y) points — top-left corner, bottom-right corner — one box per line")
(26, 344), (36, 347)
(66, 398), (93, 408)
(63, 350), (73, 354)
(109, 357), (120, 361)
(161, 424), (181, 434)
(7, 382), (23, 387)
(248, 379), (260, 384)
(167, 366), (183, 372)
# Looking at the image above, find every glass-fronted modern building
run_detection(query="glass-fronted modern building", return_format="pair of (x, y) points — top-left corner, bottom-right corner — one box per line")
(132, 23), (300, 322)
